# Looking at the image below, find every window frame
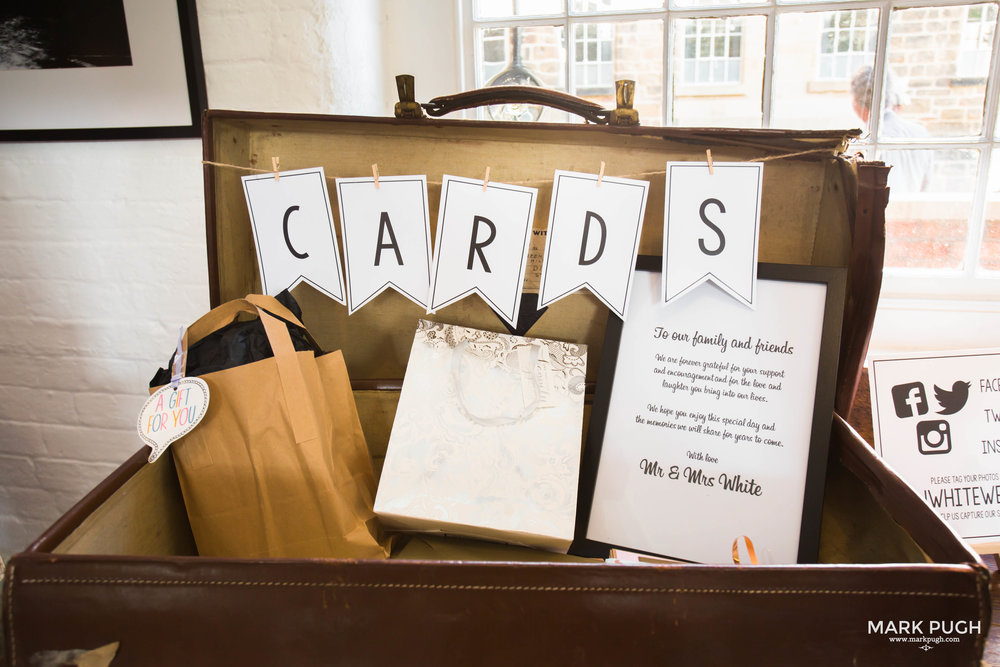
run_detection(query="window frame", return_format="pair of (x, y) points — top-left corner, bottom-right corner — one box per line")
(458, 0), (1000, 341)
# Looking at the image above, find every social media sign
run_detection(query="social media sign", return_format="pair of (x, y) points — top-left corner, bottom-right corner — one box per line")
(869, 350), (1000, 549)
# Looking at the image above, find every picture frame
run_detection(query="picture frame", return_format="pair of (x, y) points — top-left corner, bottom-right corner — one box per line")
(0, 0), (207, 141)
(573, 256), (846, 564)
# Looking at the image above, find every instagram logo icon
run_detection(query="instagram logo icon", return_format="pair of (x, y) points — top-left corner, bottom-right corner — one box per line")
(916, 420), (952, 455)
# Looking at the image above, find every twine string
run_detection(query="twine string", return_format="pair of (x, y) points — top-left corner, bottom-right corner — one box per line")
(202, 146), (841, 187)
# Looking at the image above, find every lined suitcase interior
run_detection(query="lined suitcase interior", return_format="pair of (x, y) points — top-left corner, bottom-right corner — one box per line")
(47, 113), (931, 566)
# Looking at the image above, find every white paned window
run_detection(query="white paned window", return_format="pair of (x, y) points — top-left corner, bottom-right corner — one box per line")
(959, 4), (997, 78)
(462, 0), (1000, 351)
(818, 9), (877, 80)
(682, 18), (743, 85)
(575, 22), (615, 94)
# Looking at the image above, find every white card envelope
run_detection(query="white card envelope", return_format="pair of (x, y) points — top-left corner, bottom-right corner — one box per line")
(375, 320), (587, 553)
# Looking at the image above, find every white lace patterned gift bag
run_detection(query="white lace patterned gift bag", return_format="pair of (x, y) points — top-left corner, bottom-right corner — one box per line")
(374, 320), (587, 553)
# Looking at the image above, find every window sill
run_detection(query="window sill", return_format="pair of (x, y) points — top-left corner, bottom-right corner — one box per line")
(870, 271), (1000, 354)
(869, 295), (1000, 355)
(806, 79), (849, 94)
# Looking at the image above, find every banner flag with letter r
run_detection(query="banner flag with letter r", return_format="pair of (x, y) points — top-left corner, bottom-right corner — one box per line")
(428, 175), (537, 328)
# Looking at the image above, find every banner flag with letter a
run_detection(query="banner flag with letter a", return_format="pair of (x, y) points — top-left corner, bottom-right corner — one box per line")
(336, 175), (432, 314)
(537, 169), (649, 320)
(242, 166), (346, 304)
(663, 162), (763, 308)
(428, 175), (537, 328)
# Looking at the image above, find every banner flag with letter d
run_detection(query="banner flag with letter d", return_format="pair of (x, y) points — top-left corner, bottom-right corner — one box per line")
(538, 170), (649, 320)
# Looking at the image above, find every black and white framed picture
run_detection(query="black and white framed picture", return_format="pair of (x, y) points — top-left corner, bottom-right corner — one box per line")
(0, 0), (207, 140)
(574, 257), (846, 564)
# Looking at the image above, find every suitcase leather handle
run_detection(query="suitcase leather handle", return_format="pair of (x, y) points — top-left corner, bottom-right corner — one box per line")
(396, 74), (639, 126)
(422, 86), (610, 124)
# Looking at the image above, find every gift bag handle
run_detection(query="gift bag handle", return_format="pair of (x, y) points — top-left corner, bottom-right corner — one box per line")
(185, 294), (306, 348)
(181, 295), (319, 445)
(450, 341), (541, 426)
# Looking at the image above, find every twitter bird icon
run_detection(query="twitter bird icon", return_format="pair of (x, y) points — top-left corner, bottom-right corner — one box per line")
(934, 381), (971, 415)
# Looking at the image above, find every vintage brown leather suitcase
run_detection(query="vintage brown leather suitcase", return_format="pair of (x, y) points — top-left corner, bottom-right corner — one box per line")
(3, 82), (992, 666)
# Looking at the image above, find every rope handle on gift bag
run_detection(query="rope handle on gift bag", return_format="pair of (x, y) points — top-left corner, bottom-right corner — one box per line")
(180, 295), (319, 445)
(450, 340), (542, 426)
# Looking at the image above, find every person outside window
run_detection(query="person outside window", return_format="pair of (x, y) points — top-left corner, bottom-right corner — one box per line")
(851, 65), (934, 193)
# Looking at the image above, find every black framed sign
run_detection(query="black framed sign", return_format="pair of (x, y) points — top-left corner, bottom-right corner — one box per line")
(0, 0), (207, 141)
(574, 257), (845, 564)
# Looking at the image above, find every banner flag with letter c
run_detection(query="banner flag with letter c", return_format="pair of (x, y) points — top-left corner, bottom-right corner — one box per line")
(242, 166), (346, 304)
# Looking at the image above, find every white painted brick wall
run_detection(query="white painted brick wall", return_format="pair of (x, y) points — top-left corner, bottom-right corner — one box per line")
(0, 0), (450, 554)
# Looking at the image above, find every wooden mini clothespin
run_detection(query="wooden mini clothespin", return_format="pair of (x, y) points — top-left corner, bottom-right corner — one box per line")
(272, 157), (280, 181)
(372, 163), (380, 189)
(597, 160), (606, 187)
(483, 166), (491, 191)
(706, 149), (714, 175)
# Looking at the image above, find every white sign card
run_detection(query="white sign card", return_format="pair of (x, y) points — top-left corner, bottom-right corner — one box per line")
(869, 350), (1000, 550)
(538, 170), (650, 319)
(663, 162), (763, 308)
(242, 167), (346, 304)
(429, 175), (538, 328)
(335, 175), (433, 314)
(576, 258), (845, 564)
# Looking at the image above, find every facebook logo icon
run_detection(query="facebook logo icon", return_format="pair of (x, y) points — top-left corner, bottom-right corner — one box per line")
(891, 382), (929, 419)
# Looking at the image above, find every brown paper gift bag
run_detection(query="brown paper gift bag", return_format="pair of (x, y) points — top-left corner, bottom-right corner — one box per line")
(165, 294), (389, 559)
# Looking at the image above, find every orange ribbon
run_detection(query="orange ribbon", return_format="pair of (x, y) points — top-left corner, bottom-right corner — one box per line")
(732, 535), (759, 565)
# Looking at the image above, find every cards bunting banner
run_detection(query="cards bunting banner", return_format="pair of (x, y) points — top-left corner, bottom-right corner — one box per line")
(241, 162), (766, 320)
(538, 170), (649, 320)
(336, 175), (433, 314)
